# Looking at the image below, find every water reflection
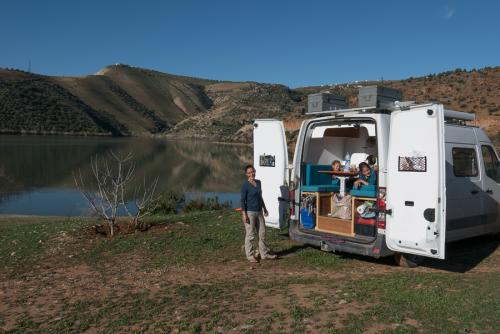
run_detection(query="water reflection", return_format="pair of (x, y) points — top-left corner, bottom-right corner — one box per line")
(0, 136), (252, 216)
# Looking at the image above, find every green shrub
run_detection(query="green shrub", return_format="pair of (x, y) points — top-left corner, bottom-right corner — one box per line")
(149, 191), (185, 215)
(182, 196), (230, 213)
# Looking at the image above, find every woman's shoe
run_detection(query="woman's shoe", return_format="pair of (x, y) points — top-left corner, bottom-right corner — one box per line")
(248, 256), (259, 263)
(262, 254), (278, 260)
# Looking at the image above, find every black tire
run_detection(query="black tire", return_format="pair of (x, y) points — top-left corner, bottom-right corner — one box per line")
(393, 252), (424, 268)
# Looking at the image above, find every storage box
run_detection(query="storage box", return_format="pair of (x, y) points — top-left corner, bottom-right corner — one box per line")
(316, 216), (353, 235)
(307, 93), (347, 114)
(300, 208), (316, 229)
(355, 217), (377, 237)
(358, 86), (402, 109)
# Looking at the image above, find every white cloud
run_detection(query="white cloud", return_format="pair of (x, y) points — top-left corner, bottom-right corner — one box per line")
(443, 6), (455, 19)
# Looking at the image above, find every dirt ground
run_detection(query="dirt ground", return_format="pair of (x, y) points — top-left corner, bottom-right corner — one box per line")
(1, 214), (499, 333)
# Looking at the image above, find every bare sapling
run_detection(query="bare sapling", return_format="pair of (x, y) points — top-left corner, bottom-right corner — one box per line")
(73, 151), (160, 236)
(122, 175), (160, 230)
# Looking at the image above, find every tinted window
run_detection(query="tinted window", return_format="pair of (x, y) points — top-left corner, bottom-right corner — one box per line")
(481, 145), (500, 183)
(452, 147), (478, 177)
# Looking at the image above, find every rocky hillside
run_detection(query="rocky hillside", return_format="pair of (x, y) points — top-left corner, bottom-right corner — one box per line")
(0, 65), (498, 146)
(0, 65), (216, 136)
(296, 67), (500, 146)
(168, 82), (303, 142)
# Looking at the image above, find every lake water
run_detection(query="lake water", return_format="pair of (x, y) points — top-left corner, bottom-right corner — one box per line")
(0, 136), (252, 216)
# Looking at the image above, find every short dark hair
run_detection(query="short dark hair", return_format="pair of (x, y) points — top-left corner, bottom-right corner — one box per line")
(244, 164), (254, 173)
(366, 155), (377, 165)
(359, 162), (370, 171)
(332, 160), (341, 165)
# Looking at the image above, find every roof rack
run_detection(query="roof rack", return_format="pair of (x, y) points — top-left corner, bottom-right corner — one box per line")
(305, 106), (377, 116)
(444, 109), (475, 121)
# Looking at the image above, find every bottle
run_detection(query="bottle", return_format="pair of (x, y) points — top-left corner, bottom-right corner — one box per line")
(344, 152), (350, 171)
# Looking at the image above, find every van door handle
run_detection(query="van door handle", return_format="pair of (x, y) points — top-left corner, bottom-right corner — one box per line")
(486, 189), (493, 194)
(471, 190), (478, 194)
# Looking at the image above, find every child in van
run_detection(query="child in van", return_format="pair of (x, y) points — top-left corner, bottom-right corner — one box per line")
(366, 155), (378, 171)
(331, 160), (341, 173)
(331, 160), (342, 181)
(354, 162), (377, 189)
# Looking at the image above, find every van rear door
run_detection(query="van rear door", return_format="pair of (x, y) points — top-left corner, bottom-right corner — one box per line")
(386, 104), (447, 259)
(253, 119), (289, 228)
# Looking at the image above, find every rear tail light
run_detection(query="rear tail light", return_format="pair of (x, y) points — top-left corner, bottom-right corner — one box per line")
(377, 187), (386, 229)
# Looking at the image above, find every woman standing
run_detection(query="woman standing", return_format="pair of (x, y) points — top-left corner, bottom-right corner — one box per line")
(241, 165), (277, 263)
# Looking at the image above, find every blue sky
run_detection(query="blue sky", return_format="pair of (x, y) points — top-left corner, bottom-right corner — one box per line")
(1, 0), (499, 87)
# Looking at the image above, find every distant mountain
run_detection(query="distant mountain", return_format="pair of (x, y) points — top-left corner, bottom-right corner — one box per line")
(0, 64), (498, 147)
(0, 65), (216, 136)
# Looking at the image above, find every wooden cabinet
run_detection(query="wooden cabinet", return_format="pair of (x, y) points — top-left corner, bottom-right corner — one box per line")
(316, 216), (353, 235)
(314, 192), (354, 236)
(301, 192), (377, 237)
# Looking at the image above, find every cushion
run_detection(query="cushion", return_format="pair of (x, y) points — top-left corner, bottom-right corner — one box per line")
(350, 185), (377, 198)
(302, 184), (341, 192)
(304, 164), (340, 185)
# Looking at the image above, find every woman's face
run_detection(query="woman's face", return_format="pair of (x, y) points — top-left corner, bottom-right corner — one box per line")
(361, 166), (371, 177)
(332, 163), (340, 171)
(246, 168), (256, 180)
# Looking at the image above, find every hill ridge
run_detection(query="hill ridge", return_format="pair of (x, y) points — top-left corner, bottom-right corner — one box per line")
(0, 65), (498, 147)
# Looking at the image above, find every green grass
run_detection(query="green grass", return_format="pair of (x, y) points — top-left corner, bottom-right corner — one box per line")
(0, 211), (499, 333)
(0, 217), (89, 269)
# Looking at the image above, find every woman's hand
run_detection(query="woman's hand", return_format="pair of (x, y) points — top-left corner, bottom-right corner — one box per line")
(354, 179), (368, 188)
(242, 213), (249, 224)
(263, 209), (269, 217)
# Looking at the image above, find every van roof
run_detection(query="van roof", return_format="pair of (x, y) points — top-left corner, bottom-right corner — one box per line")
(307, 102), (477, 126)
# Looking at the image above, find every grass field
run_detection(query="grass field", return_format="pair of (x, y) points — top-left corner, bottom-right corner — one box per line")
(1, 211), (499, 333)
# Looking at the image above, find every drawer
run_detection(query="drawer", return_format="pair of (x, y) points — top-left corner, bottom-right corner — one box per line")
(316, 216), (353, 236)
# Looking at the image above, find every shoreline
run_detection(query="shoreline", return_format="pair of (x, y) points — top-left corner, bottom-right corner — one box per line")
(0, 132), (253, 146)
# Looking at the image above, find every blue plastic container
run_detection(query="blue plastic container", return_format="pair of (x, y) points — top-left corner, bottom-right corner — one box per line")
(300, 208), (315, 229)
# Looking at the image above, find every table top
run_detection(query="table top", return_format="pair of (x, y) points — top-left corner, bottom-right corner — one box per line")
(318, 170), (358, 177)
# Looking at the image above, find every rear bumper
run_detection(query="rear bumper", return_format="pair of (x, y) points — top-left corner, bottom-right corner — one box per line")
(289, 219), (393, 258)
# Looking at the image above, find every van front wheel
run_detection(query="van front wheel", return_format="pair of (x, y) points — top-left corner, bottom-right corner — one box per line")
(393, 253), (424, 268)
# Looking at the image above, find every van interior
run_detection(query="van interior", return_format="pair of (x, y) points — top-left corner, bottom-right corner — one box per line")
(300, 120), (380, 240)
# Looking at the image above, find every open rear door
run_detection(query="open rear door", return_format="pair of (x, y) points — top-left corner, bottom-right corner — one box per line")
(253, 119), (289, 228)
(386, 104), (447, 259)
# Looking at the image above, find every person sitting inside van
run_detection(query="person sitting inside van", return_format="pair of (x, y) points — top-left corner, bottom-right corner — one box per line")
(331, 160), (341, 178)
(354, 162), (377, 189)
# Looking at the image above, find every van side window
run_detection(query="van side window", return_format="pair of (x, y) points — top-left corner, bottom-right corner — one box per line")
(481, 145), (499, 183)
(452, 147), (478, 177)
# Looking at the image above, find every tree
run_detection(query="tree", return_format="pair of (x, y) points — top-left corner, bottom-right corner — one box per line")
(74, 151), (160, 236)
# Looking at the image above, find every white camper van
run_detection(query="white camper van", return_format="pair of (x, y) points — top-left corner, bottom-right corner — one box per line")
(253, 91), (499, 267)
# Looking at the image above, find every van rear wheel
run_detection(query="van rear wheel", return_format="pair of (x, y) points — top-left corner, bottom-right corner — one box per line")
(393, 252), (424, 268)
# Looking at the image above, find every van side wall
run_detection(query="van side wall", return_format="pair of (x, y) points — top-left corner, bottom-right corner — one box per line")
(445, 125), (500, 241)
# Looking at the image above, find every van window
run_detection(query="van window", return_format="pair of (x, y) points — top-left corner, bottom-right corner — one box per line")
(481, 145), (499, 182)
(452, 147), (478, 177)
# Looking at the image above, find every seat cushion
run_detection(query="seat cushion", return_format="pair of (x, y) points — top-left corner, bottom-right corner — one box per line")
(302, 185), (340, 192)
(305, 164), (334, 185)
(350, 185), (377, 198)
